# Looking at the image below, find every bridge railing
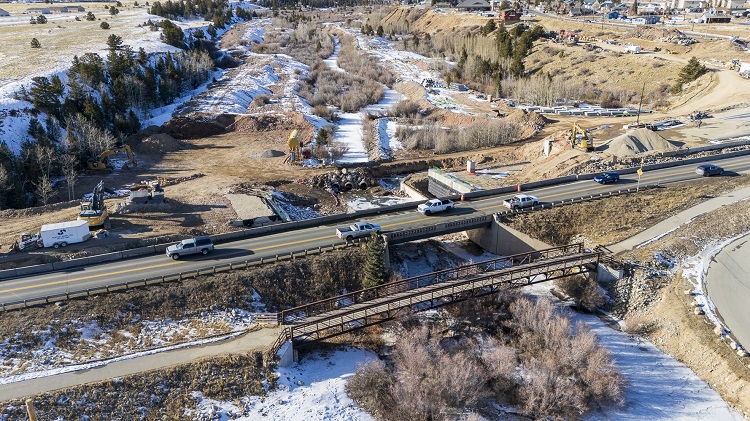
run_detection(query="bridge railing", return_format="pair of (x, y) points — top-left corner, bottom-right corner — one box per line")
(287, 251), (601, 343)
(265, 328), (292, 366)
(280, 244), (584, 323)
(0, 241), (362, 313)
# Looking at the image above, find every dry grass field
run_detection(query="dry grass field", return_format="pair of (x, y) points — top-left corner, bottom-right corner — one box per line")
(0, 2), (205, 88)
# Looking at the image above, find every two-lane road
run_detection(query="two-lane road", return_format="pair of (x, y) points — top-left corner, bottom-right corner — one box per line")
(3, 154), (750, 305)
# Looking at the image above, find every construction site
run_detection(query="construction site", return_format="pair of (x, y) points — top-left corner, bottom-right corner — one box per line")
(0, 3), (749, 419)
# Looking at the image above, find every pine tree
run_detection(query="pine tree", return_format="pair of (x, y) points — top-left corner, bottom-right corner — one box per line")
(363, 232), (387, 289)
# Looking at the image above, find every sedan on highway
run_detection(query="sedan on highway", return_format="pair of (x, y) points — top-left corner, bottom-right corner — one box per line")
(594, 171), (620, 184)
(695, 164), (724, 177)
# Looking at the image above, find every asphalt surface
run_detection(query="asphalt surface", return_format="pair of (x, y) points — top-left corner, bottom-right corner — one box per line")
(705, 234), (750, 349)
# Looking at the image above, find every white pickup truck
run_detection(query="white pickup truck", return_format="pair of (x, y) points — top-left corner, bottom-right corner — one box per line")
(336, 221), (381, 241)
(503, 194), (539, 210)
(417, 199), (454, 215)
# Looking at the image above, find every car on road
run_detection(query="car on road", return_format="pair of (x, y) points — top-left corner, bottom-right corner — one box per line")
(594, 171), (620, 184)
(695, 164), (724, 177)
(166, 236), (214, 260)
(417, 199), (454, 215)
(503, 194), (539, 210)
(336, 221), (381, 241)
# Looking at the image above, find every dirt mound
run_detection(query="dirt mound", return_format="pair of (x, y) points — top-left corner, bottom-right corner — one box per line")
(259, 149), (285, 158)
(600, 128), (679, 157)
(234, 112), (310, 133)
(505, 109), (548, 130)
(136, 133), (185, 155)
(162, 117), (227, 139)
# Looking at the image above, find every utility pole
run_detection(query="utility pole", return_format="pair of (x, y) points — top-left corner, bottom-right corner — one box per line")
(635, 81), (646, 126)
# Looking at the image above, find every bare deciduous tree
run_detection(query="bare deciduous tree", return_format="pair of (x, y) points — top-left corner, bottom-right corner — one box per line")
(65, 114), (116, 162)
(35, 174), (54, 206)
(0, 164), (11, 209)
(61, 154), (78, 200)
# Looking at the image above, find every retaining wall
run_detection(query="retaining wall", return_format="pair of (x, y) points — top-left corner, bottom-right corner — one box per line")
(466, 214), (553, 256)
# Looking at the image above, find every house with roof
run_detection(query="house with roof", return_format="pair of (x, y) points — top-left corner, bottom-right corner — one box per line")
(26, 7), (50, 14)
(494, 8), (521, 22)
(457, 0), (491, 11)
(0, 8), (9, 16)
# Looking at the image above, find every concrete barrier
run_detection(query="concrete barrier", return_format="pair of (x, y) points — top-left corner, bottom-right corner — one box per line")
(12, 263), (55, 277)
(121, 246), (157, 258)
(52, 252), (124, 270)
(521, 175), (578, 190)
(0, 269), (17, 280)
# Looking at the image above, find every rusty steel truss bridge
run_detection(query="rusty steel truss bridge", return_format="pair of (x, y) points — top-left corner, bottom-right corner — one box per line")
(267, 244), (600, 359)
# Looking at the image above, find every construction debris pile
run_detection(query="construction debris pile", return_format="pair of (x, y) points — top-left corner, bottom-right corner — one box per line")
(309, 168), (375, 193)
(624, 26), (690, 43)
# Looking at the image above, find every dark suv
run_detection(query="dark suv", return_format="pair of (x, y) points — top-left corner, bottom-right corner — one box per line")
(166, 236), (214, 259)
(594, 171), (620, 184)
(695, 164), (724, 177)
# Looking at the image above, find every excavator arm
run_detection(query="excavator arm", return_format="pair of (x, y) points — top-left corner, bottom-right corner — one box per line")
(85, 144), (137, 171)
(86, 149), (116, 171)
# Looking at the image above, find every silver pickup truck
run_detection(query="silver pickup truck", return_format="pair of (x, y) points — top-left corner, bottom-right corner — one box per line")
(336, 221), (381, 241)
(503, 194), (539, 210)
(166, 236), (214, 259)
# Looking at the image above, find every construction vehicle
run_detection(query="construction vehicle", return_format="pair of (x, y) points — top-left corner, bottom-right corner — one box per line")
(127, 181), (165, 204)
(86, 143), (137, 172)
(16, 232), (42, 250)
(568, 122), (594, 151)
(78, 180), (111, 229)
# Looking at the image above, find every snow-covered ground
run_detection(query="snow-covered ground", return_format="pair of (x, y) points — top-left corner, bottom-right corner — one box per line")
(187, 241), (743, 420)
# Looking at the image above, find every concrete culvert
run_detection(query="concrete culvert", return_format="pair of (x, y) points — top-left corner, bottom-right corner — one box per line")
(330, 183), (340, 193)
(359, 181), (368, 190)
(344, 182), (354, 191)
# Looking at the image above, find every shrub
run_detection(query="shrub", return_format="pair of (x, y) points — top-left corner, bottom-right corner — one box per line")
(100, 21), (111, 29)
(312, 104), (335, 121)
(554, 275), (606, 312)
(30, 38), (41, 48)
(349, 293), (623, 419)
(346, 359), (395, 417)
(328, 141), (349, 161)
(390, 100), (420, 118)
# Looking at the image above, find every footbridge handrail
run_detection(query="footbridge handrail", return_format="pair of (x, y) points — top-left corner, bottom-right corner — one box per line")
(287, 250), (600, 344)
(280, 244), (584, 324)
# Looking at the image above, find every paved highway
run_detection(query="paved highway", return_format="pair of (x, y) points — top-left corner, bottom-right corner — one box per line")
(705, 234), (750, 349)
(2, 154), (750, 306)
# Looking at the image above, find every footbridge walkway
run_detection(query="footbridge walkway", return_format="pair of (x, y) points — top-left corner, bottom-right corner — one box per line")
(267, 244), (600, 362)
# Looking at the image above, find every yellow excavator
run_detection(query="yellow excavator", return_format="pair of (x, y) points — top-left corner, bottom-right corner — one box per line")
(568, 122), (594, 151)
(78, 180), (111, 229)
(86, 144), (137, 172)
